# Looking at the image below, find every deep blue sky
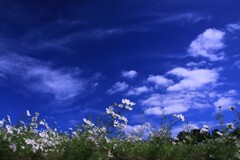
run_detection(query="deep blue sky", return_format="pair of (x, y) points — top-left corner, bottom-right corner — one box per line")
(0, 0), (240, 132)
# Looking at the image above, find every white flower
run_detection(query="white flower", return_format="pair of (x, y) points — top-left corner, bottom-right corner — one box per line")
(203, 125), (209, 130)
(174, 114), (185, 121)
(26, 110), (31, 117)
(113, 144), (117, 150)
(145, 122), (150, 128)
(108, 150), (114, 158)
(39, 119), (45, 125)
(118, 104), (123, 108)
(100, 127), (107, 133)
(0, 120), (4, 128)
(106, 106), (114, 114)
(105, 136), (110, 143)
(125, 105), (133, 111)
(200, 128), (209, 133)
(119, 116), (128, 123)
(7, 115), (11, 123)
(122, 99), (135, 106)
(226, 123), (234, 130)
(83, 118), (94, 127)
(9, 143), (17, 152)
(120, 123), (127, 129)
(114, 120), (119, 127)
(216, 131), (223, 136)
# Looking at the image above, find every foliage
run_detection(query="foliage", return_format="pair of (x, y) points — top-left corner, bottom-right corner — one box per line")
(0, 99), (239, 160)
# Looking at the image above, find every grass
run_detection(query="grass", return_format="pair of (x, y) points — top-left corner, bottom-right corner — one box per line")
(0, 99), (239, 160)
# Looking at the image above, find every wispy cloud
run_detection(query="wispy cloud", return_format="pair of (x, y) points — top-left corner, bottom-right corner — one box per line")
(107, 81), (129, 95)
(121, 70), (138, 79)
(188, 28), (225, 61)
(226, 23), (240, 32)
(126, 86), (151, 96)
(0, 53), (87, 101)
(159, 12), (211, 23)
(142, 93), (191, 115)
(147, 75), (173, 88)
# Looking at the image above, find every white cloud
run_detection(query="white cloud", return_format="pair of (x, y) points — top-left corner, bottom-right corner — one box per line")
(188, 28), (225, 61)
(107, 81), (128, 94)
(167, 67), (218, 91)
(147, 75), (173, 88)
(226, 23), (240, 32)
(126, 86), (151, 96)
(214, 97), (235, 110)
(0, 53), (87, 101)
(142, 89), (216, 115)
(186, 61), (208, 67)
(142, 93), (191, 115)
(121, 70), (138, 79)
(234, 60), (240, 69)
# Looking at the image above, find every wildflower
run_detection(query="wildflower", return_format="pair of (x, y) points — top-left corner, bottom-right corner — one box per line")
(118, 104), (123, 108)
(35, 112), (40, 117)
(125, 105), (133, 111)
(6, 125), (13, 134)
(83, 118), (94, 127)
(226, 123), (234, 130)
(72, 131), (77, 136)
(122, 99), (135, 106)
(32, 116), (37, 123)
(230, 106), (235, 111)
(26, 110), (31, 117)
(203, 125), (210, 130)
(114, 120), (119, 127)
(216, 131), (223, 136)
(120, 123), (127, 129)
(145, 122), (150, 128)
(39, 120), (45, 125)
(113, 144), (117, 150)
(0, 120), (4, 127)
(119, 116), (128, 123)
(7, 115), (11, 123)
(174, 114), (185, 121)
(100, 127), (107, 133)
(105, 136), (110, 143)
(200, 128), (209, 133)
(108, 150), (114, 158)
(9, 143), (17, 152)
(106, 106), (114, 114)
(20, 121), (25, 125)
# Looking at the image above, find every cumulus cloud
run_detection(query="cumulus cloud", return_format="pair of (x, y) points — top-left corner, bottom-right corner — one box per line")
(188, 28), (225, 61)
(107, 81), (128, 94)
(226, 23), (240, 32)
(142, 90), (216, 115)
(126, 86), (151, 96)
(147, 75), (173, 88)
(0, 53), (87, 101)
(167, 67), (219, 91)
(142, 93), (190, 115)
(121, 70), (138, 79)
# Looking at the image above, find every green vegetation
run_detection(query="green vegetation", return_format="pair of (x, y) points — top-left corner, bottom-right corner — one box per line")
(0, 99), (239, 160)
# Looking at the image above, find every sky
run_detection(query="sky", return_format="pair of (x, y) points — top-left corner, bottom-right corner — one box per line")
(0, 0), (240, 132)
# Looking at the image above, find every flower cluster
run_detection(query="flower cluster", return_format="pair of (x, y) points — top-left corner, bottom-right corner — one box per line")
(106, 99), (135, 130)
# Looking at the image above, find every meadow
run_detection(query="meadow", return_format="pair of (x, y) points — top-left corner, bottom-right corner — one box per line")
(0, 99), (239, 160)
